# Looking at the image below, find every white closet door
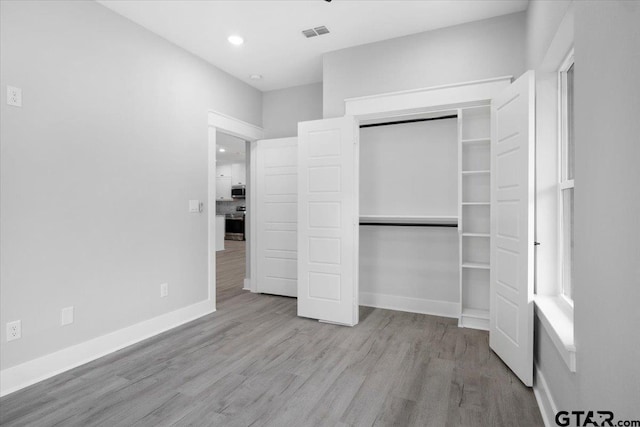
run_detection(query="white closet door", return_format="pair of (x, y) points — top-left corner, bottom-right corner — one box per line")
(297, 117), (359, 326)
(490, 71), (535, 386)
(256, 138), (298, 297)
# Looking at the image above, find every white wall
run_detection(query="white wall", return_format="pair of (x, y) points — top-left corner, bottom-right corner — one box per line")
(262, 83), (323, 139)
(572, 0), (640, 415)
(323, 12), (526, 118)
(0, 0), (261, 370)
(530, 0), (640, 418)
(359, 119), (458, 217)
(360, 227), (459, 308)
(526, 0), (572, 70)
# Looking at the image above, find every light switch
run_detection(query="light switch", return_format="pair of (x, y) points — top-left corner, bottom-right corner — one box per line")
(61, 306), (74, 326)
(189, 200), (202, 213)
(7, 86), (22, 107)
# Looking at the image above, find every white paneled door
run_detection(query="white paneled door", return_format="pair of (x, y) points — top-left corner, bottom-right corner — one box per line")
(297, 117), (359, 326)
(256, 138), (298, 297)
(490, 71), (535, 386)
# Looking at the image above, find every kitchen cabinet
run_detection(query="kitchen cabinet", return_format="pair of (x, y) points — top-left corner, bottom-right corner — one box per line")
(217, 162), (245, 185)
(231, 163), (246, 185)
(216, 176), (232, 200)
(216, 163), (232, 178)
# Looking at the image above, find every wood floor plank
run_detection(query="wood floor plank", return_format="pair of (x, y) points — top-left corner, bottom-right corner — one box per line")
(0, 240), (543, 427)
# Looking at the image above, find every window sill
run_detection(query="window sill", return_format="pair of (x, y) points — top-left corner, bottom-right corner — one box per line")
(535, 295), (576, 372)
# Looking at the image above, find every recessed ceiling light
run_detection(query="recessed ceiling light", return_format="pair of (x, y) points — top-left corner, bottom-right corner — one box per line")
(219, 148), (226, 152)
(228, 35), (244, 46)
(250, 74), (262, 80)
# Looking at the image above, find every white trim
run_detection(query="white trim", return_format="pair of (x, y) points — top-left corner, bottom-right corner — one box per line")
(359, 292), (459, 319)
(557, 49), (575, 302)
(207, 127), (218, 306)
(243, 278), (252, 291)
(459, 309), (490, 331)
(558, 180), (574, 191)
(0, 299), (215, 397)
(208, 110), (264, 141)
(345, 76), (512, 120)
(535, 296), (576, 372)
(533, 363), (559, 427)
(249, 140), (259, 293)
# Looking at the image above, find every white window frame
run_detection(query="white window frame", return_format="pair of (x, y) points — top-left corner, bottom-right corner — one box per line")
(557, 49), (575, 307)
(533, 39), (576, 373)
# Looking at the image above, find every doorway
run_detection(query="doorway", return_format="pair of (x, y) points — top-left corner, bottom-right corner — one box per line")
(207, 110), (264, 311)
(215, 131), (249, 304)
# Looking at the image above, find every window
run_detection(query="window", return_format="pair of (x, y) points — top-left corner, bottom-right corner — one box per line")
(559, 52), (575, 302)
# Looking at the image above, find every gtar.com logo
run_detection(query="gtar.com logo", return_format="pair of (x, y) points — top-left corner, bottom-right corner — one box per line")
(555, 410), (640, 427)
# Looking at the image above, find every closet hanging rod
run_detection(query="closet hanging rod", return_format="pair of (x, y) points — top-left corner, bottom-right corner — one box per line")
(359, 114), (458, 129)
(359, 222), (458, 228)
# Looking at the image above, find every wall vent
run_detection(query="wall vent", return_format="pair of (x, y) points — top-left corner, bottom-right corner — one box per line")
(302, 26), (330, 38)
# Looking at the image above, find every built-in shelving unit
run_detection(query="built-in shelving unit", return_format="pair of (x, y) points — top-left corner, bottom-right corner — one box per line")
(458, 105), (491, 331)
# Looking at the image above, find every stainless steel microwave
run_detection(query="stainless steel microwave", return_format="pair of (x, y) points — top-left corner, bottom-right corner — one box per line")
(231, 185), (246, 199)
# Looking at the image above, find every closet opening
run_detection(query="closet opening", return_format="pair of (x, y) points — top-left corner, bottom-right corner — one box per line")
(358, 111), (460, 316)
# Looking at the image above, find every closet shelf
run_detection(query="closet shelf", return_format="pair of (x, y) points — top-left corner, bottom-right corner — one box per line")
(461, 262), (490, 270)
(461, 308), (490, 320)
(461, 202), (490, 206)
(461, 137), (490, 145)
(462, 233), (490, 238)
(461, 170), (490, 175)
(359, 215), (458, 227)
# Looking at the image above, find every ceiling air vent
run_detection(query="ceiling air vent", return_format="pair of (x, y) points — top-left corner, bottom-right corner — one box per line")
(302, 26), (330, 38)
(302, 29), (318, 38)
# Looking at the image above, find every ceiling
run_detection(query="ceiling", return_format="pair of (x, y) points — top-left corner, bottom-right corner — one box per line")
(216, 132), (246, 164)
(98, 0), (529, 92)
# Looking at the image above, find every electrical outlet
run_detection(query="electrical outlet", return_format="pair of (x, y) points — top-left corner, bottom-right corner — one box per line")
(160, 283), (169, 298)
(6, 320), (21, 342)
(7, 86), (22, 107)
(61, 306), (74, 326)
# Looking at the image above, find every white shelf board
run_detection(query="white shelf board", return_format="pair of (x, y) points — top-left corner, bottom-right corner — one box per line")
(462, 233), (490, 237)
(461, 262), (490, 270)
(461, 170), (490, 175)
(461, 137), (490, 145)
(461, 308), (490, 319)
(461, 202), (490, 206)
(459, 308), (490, 330)
(359, 215), (458, 225)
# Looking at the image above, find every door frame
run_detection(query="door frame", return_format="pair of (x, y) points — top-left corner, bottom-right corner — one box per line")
(344, 76), (512, 121)
(208, 111), (264, 309)
(341, 76), (512, 317)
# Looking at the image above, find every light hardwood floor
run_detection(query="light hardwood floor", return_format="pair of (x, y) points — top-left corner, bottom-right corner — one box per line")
(0, 240), (543, 426)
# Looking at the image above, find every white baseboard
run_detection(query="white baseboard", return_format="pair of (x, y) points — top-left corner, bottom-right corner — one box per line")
(359, 292), (459, 319)
(533, 363), (558, 427)
(0, 299), (216, 397)
(243, 278), (252, 291)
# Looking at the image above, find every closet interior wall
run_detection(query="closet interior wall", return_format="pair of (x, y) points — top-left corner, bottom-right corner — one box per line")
(358, 117), (460, 317)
